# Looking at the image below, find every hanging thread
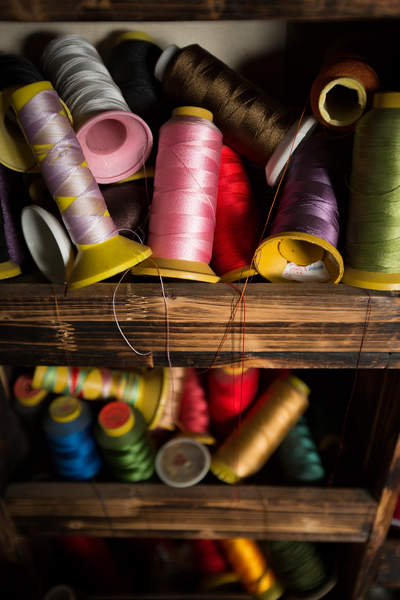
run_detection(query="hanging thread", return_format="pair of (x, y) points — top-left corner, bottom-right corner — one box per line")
(310, 55), (380, 130)
(276, 415), (325, 483)
(211, 375), (309, 484)
(343, 91), (400, 290)
(212, 145), (263, 281)
(220, 539), (284, 600)
(108, 31), (168, 137)
(267, 541), (327, 594)
(156, 44), (315, 169)
(0, 54), (43, 173)
(254, 132), (344, 284)
(132, 106), (222, 282)
(208, 366), (259, 438)
(42, 34), (153, 184)
(95, 402), (154, 482)
(43, 396), (102, 480)
(179, 368), (210, 434)
(12, 81), (151, 289)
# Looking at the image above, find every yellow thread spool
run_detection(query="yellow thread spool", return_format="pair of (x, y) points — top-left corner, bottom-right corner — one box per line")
(11, 81), (152, 289)
(221, 539), (284, 600)
(211, 376), (309, 483)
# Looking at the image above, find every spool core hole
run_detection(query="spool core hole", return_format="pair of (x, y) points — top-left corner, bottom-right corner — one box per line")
(86, 119), (127, 155)
(324, 85), (362, 123)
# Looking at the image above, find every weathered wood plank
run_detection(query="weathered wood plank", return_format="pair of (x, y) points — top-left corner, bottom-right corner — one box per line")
(376, 538), (400, 589)
(5, 482), (376, 542)
(2, 0), (400, 21)
(0, 283), (398, 369)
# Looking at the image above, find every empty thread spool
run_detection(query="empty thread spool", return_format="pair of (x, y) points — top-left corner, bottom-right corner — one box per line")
(310, 56), (380, 130)
(255, 133), (344, 284)
(343, 91), (400, 290)
(12, 81), (151, 289)
(211, 375), (309, 484)
(43, 396), (102, 480)
(131, 106), (222, 282)
(95, 402), (154, 482)
(32, 365), (173, 428)
(276, 415), (325, 483)
(208, 366), (259, 438)
(155, 436), (210, 488)
(212, 145), (263, 281)
(0, 54), (43, 173)
(221, 539), (284, 600)
(108, 31), (168, 137)
(42, 34), (153, 184)
(267, 541), (327, 594)
(156, 43), (316, 183)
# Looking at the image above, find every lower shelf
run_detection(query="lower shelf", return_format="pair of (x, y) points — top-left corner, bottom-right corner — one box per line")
(5, 482), (376, 542)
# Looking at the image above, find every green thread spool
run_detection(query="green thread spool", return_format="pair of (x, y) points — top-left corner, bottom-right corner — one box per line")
(267, 541), (327, 594)
(344, 91), (400, 290)
(95, 401), (154, 482)
(276, 416), (325, 484)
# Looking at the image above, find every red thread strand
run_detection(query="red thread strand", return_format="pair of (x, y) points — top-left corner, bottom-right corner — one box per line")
(179, 368), (210, 434)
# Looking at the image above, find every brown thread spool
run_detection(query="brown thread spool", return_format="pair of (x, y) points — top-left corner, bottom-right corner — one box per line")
(211, 375), (309, 483)
(310, 56), (380, 130)
(155, 44), (316, 173)
(220, 539), (284, 600)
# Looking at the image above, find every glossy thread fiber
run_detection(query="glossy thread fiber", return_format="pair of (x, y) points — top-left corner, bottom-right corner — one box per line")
(268, 540), (327, 593)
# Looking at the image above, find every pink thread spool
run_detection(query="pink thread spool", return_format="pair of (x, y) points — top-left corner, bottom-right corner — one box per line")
(132, 106), (222, 282)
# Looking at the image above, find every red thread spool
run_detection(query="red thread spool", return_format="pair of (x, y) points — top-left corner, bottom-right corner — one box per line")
(208, 367), (259, 437)
(310, 55), (380, 130)
(212, 145), (263, 282)
(179, 368), (210, 434)
(192, 539), (228, 575)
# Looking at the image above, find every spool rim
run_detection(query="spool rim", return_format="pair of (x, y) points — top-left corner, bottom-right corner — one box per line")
(155, 436), (211, 488)
(220, 264), (257, 282)
(172, 106), (213, 121)
(373, 91), (400, 109)
(98, 401), (134, 437)
(14, 374), (48, 407)
(318, 76), (367, 128)
(254, 231), (344, 284)
(115, 31), (153, 44)
(342, 266), (400, 290)
(148, 368), (171, 430)
(0, 259), (21, 280)
(131, 256), (220, 283)
(50, 396), (81, 423)
(0, 87), (38, 173)
(154, 44), (179, 82)
(210, 457), (241, 484)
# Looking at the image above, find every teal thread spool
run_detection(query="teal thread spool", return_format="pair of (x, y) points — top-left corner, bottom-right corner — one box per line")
(267, 541), (327, 594)
(344, 91), (400, 290)
(276, 416), (325, 483)
(95, 401), (154, 482)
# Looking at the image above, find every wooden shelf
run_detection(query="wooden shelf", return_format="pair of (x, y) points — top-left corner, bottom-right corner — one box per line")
(376, 538), (400, 588)
(4, 482), (376, 542)
(1, 0), (400, 22)
(0, 282), (398, 369)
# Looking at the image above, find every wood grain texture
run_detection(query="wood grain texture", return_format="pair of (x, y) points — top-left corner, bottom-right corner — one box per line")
(2, 0), (400, 21)
(4, 482), (376, 542)
(0, 283), (399, 369)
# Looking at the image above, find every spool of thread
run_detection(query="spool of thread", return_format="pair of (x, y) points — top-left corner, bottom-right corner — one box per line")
(267, 541), (327, 594)
(95, 402), (154, 482)
(32, 365), (181, 430)
(11, 81), (151, 289)
(14, 374), (49, 414)
(42, 34), (153, 184)
(211, 375), (309, 484)
(131, 106), (222, 282)
(43, 585), (77, 600)
(21, 205), (75, 284)
(0, 54), (43, 173)
(343, 91), (400, 290)
(43, 396), (102, 480)
(108, 31), (168, 137)
(179, 368), (210, 435)
(0, 169), (21, 280)
(310, 56), (380, 130)
(254, 132), (344, 284)
(155, 43), (316, 185)
(208, 366), (259, 438)
(155, 436), (210, 487)
(220, 539), (284, 600)
(192, 539), (239, 591)
(212, 145), (263, 281)
(276, 415), (325, 484)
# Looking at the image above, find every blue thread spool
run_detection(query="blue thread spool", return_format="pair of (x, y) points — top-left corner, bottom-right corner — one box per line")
(43, 396), (101, 480)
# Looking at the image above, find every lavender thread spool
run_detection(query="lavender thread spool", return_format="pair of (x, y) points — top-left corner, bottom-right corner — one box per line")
(254, 132), (344, 283)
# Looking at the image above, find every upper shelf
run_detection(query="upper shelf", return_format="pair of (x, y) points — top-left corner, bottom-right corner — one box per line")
(0, 282), (399, 369)
(2, 0), (400, 22)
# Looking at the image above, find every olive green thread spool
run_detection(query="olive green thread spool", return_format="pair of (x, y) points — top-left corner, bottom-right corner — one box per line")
(344, 91), (400, 290)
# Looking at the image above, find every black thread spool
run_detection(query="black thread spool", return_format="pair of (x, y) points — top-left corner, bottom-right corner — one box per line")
(0, 55), (44, 173)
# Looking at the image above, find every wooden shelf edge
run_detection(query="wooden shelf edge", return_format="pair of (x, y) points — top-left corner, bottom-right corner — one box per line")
(1, 0), (400, 22)
(0, 282), (399, 369)
(4, 482), (377, 542)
